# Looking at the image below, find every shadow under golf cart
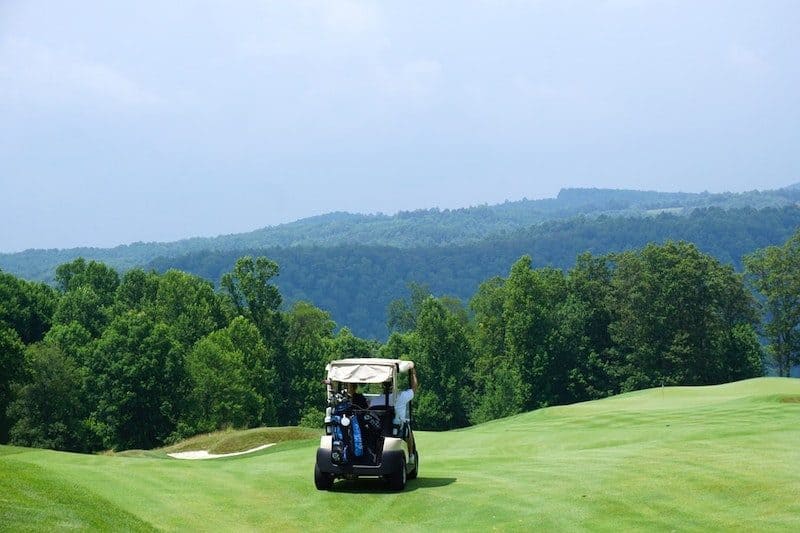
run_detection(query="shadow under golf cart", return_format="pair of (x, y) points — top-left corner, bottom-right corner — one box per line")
(329, 476), (457, 493)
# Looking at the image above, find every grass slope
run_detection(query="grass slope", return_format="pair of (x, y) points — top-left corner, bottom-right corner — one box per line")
(2, 378), (799, 531)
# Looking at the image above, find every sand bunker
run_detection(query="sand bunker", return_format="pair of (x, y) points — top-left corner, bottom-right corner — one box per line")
(168, 443), (274, 460)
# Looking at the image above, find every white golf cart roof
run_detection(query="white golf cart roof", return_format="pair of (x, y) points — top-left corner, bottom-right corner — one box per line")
(326, 358), (414, 384)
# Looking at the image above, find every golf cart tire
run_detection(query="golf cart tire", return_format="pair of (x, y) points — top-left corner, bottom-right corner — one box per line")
(408, 450), (418, 480)
(314, 463), (334, 490)
(388, 457), (407, 491)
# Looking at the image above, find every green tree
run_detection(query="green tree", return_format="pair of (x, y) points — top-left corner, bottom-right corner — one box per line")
(153, 270), (226, 348)
(0, 324), (25, 442)
(226, 317), (279, 426)
(285, 302), (336, 418)
(745, 230), (800, 376)
(115, 268), (159, 312)
(43, 322), (94, 366)
(221, 256), (282, 331)
(183, 318), (274, 434)
(86, 312), (185, 450)
(328, 327), (378, 360)
(51, 256), (121, 340)
(503, 257), (566, 408)
(413, 298), (471, 430)
(468, 277), (526, 423)
(52, 286), (108, 338)
(718, 323), (763, 380)
(469, 277), (506, 366)
(610, 242), (761, 389)
(565, 253), (620, 400)
(380, 331), (419, 362)
(468, 360), (525, 425)
(7, 343), (87, 451)
(221, 256), (294, 422)
(55, 258), (119, 307)
(0, 272), (57, 344)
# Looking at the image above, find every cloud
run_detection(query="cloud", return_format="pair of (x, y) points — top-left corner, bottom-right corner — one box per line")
(0, 37), (162, 106)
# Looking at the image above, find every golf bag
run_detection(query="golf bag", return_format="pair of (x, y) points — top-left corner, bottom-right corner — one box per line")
(328, 396), (366, 466)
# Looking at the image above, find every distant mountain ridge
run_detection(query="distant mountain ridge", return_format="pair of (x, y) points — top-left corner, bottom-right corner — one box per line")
(1, 185), (799, 283)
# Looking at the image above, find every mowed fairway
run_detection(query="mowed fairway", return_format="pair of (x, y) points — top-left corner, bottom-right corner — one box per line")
(2, 378), (799, 531)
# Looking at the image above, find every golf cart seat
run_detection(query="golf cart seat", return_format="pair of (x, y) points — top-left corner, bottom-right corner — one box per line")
(365, 404), (396, 435)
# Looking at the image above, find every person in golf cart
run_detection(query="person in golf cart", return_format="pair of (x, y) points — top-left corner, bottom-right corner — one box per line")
(369, 366), (418, 454)
(345, 382), (369, 410)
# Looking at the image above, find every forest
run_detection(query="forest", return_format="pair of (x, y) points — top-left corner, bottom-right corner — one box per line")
(151, 205), (800, 339)
(2, 231), (798, 452)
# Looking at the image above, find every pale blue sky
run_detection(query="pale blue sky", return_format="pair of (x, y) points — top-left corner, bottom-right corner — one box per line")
(1, 1), (798, 252)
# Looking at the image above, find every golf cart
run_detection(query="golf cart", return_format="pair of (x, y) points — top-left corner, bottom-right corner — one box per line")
(314, 358), (418, 491)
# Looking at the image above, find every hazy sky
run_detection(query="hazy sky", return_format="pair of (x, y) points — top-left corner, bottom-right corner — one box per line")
(1, 1), (798, 252)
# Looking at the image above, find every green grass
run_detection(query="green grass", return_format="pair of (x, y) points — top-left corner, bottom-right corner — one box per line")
(2, 378), (799, 531)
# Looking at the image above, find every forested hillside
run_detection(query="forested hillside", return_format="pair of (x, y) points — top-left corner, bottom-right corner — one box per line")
(151, 206), (800, 339)
(2, 186), (799, 282)
(3, 229), (799, 453)
(4, 237), (792, 453)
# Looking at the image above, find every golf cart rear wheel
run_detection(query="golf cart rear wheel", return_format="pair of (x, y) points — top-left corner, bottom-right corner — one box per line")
(408, 450), (418, 480)
(314, 463), (334, 490)
(388, 457), (407, 491)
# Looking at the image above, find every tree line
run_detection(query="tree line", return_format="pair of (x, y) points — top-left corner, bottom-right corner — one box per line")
(0, 257), (377, 451)
(1, 233), (798, 451)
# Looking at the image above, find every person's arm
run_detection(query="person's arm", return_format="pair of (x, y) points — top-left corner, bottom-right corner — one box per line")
(409, 367), (418, 394)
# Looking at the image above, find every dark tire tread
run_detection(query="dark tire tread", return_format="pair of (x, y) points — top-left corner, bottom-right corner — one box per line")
(314, 463), (334, 490)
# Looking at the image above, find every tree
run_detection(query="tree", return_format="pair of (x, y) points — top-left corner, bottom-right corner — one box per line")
(468, 277), (525, 422)
(115, 268), (159, 312)
(469, 277), (506, 366)
(55, 258), (119, 307)
(328, 327), (378, 360)
(468, 360), (525, 425)
(565, 253), (620, 400)
(413, 298), (471, 430)
(285, 302), (336, 418)
(503, 257), (565, 408)
(0, 325), (25, 442)
(226, 317), (279, 426)
(52, 286), (108, 338)
(7, 343), (87, 451)
(610, 242), (761, 388)
(153, 270), (226, 348)
(221, 256), (282, 332)
(718, 324), (763, 381)
(183, 318), (275, 434)
(43, 322), (94, 366)
(745, 230), (800, 376)
(0, 272), (57, 344)
(86, 312), (185, 450)
(221, 256), (294, 422)
(380, 331), (419, 362)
